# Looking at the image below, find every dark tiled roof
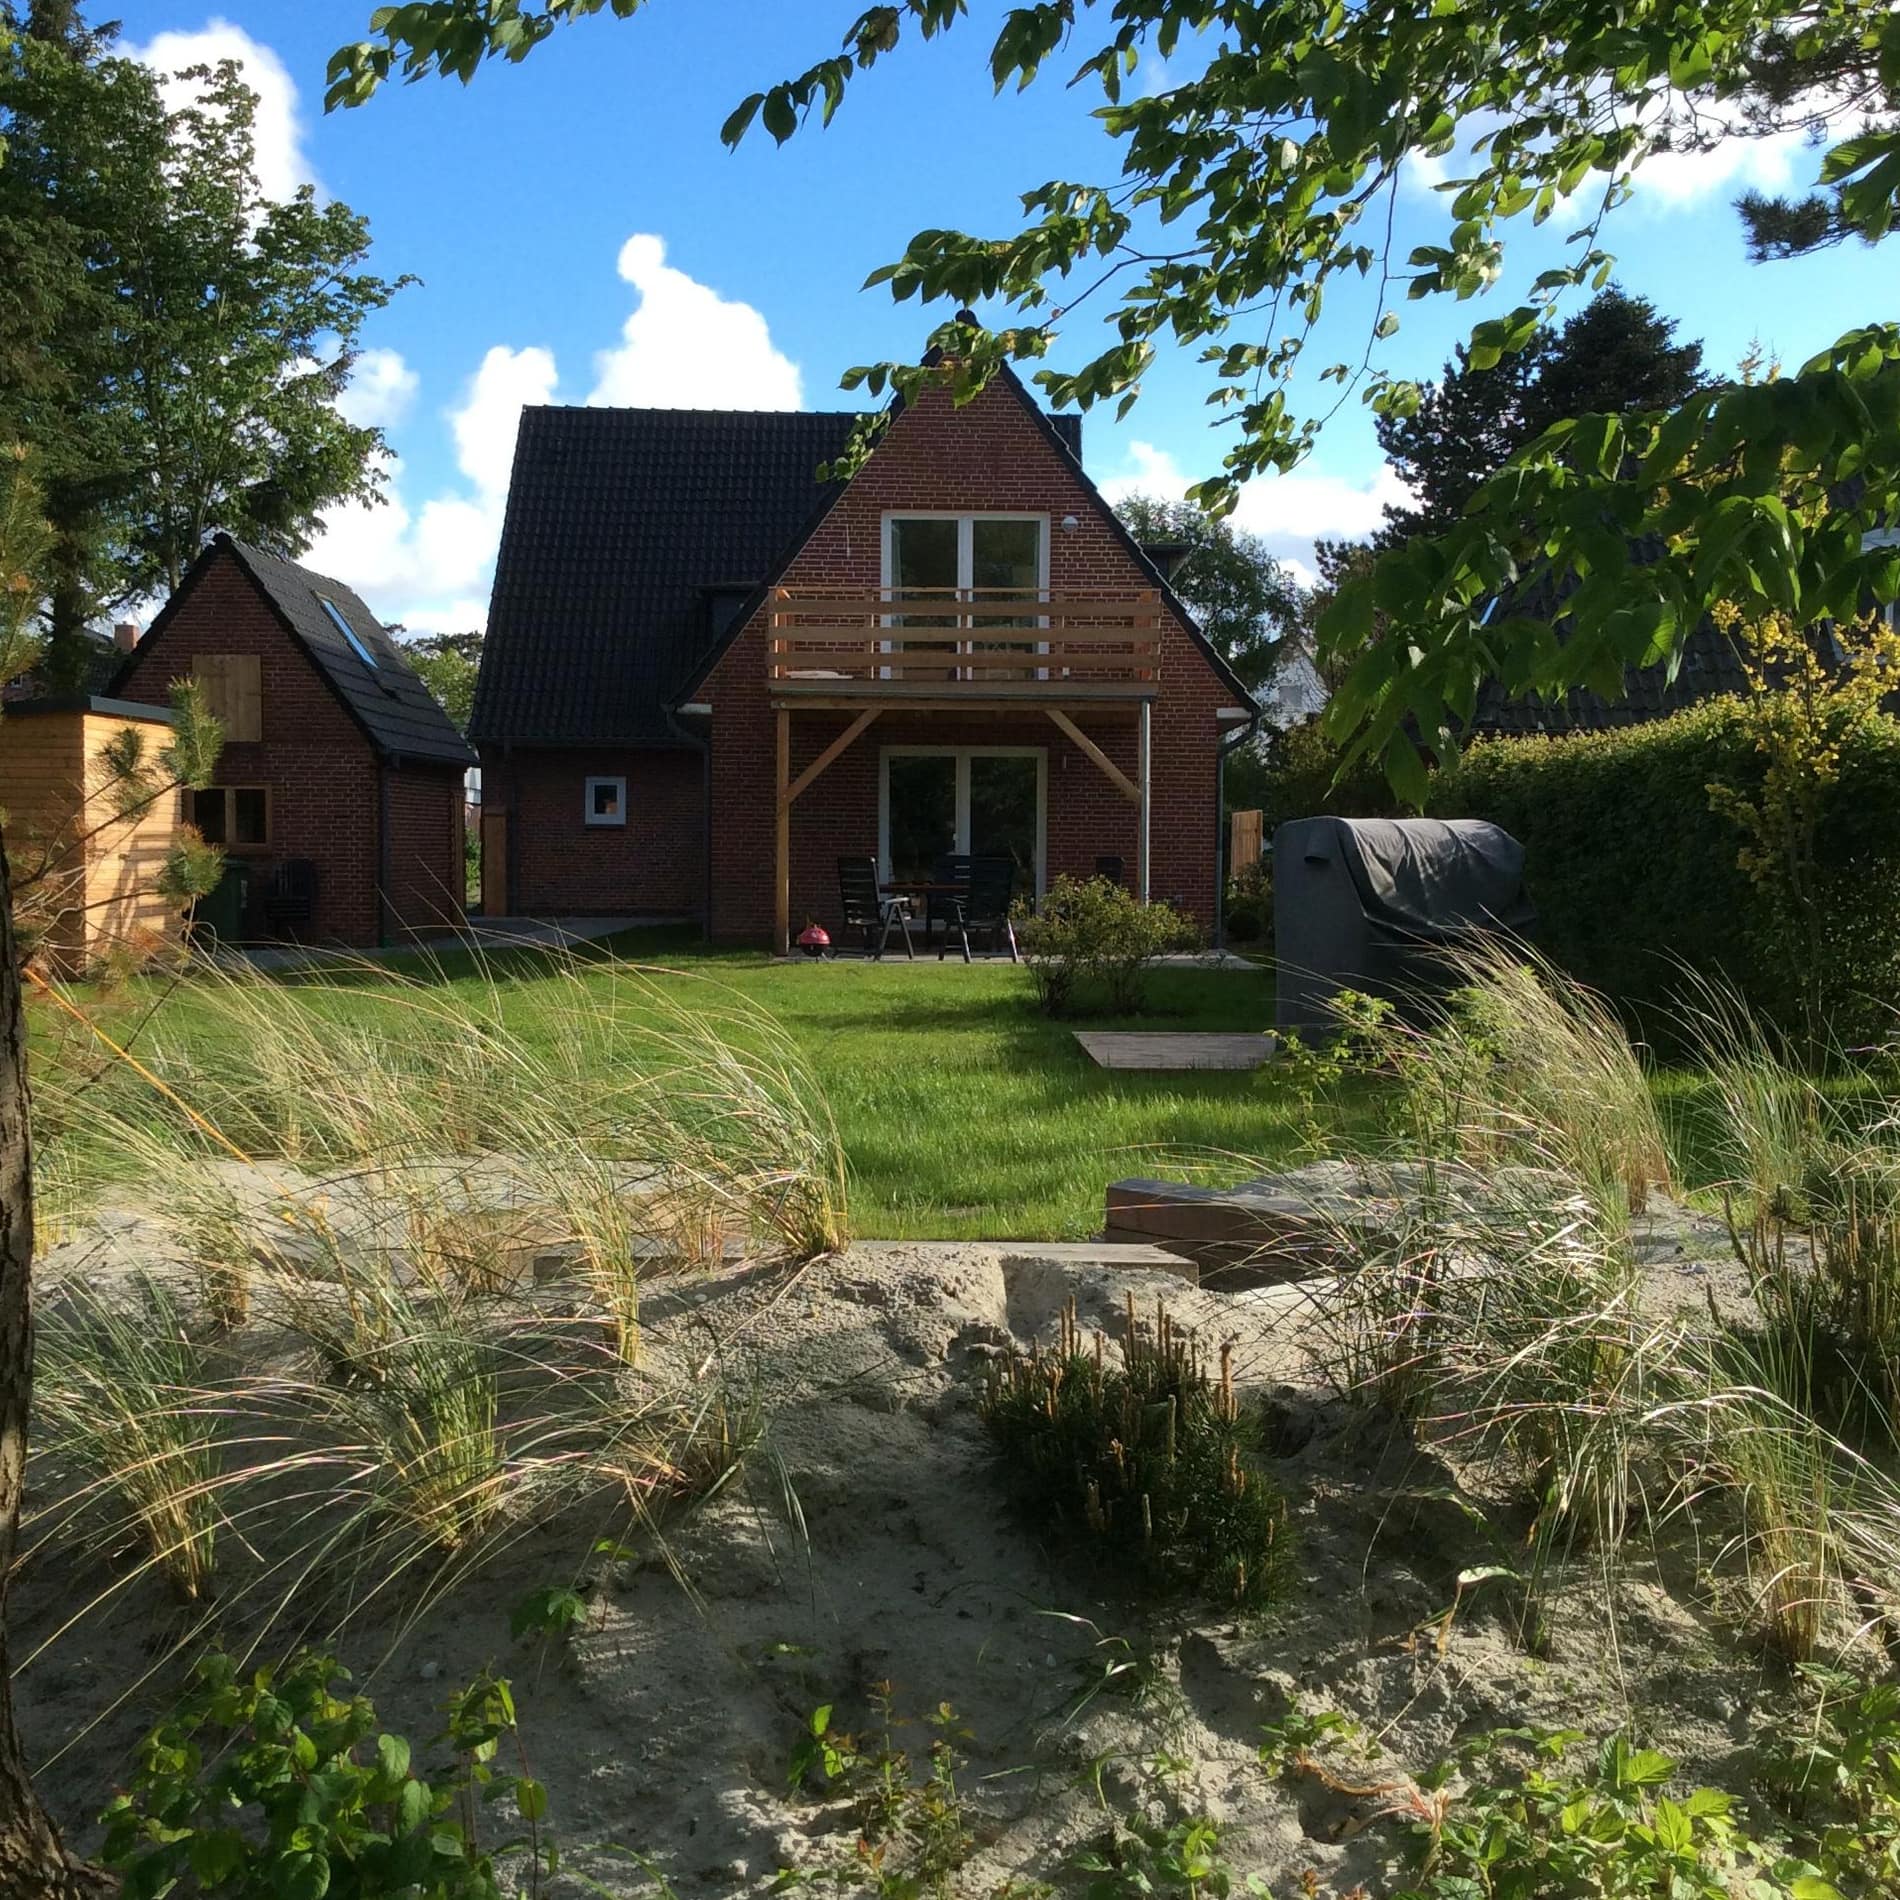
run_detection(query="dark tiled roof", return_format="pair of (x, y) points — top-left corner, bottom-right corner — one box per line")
(1468, 616), (1749, 736)
(475, 408), (857, 744)
(474, 404), (1088, 746)
(121, 536), (476, 767)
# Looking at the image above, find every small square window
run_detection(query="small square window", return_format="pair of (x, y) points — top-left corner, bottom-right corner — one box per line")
(585, 776), (626, 827)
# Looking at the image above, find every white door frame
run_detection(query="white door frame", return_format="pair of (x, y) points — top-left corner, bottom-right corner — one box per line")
(880, 513), (1051, 678)
(878, 744), (1048, 897)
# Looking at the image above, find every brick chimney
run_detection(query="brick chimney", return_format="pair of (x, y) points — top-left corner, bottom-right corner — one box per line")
(113, 621), (139, 653)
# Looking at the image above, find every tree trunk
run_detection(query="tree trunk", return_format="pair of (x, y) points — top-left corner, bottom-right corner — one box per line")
(0, 828), (93, 1895)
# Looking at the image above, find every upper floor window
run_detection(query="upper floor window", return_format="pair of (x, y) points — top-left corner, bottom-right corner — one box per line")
(885, 515), (1046, 633)
(190, 653), (262, 742)
(316, 594), (381, 670)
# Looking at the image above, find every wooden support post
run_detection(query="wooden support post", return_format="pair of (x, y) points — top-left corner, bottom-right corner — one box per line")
(775, 708), (791, 956)
(782, 708), (879, 809)
(1137, 698), (1152, 904)
(1045, 708), (1139, 804)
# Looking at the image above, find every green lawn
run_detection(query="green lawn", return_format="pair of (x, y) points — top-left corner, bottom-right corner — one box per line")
(43, 930), (1373, 1241)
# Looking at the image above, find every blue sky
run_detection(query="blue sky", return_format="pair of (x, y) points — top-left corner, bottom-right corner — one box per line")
(113, 1), (1895, 632)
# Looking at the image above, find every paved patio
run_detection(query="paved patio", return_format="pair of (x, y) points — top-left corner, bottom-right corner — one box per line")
(1074, 1030), (1276, 1071)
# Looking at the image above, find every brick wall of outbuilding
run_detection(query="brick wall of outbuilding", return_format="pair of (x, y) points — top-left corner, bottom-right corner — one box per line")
(698, 375), (1234, 942)
(116, 545), (465, 946)
(479, 744), (705, 917)
(384, 762), (469, 935)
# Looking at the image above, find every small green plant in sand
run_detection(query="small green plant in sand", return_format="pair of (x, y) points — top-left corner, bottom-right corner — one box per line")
(782, 1689), (977, 1899)
(101, 1648), (555, 1900)
(1259, 1711), (1874, 1900)
(980, 1295), (1287, 1609)
(1072, 1814), (1238, 1900)
(1753, 1665), (1900, 1896)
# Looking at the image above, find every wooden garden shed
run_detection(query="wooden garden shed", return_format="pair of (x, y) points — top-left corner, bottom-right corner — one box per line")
(0, 694), (185, 976)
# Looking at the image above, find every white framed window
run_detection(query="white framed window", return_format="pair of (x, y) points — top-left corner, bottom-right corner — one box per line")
(584, 776), (626, 827)
(881, 513), (1049, 676)
(878, 745), (1047, 897)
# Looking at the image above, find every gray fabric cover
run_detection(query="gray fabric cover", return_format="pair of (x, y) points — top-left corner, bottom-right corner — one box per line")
(1273, 816), (1535, 1032)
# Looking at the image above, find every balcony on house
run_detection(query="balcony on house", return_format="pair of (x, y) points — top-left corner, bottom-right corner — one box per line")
(766, 585), (1163, 702)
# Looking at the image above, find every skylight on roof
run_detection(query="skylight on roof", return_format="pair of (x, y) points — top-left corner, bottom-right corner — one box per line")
(317, 593), (380, 669)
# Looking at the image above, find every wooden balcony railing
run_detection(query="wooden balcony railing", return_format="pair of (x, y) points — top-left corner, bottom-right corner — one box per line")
(767, 586), (1162, 693)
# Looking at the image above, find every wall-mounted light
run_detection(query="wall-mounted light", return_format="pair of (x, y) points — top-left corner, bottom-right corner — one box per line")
(1060, 515), (1080, 534)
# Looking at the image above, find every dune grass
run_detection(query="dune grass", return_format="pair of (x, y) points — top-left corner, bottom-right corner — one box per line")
(33, 927), (1359, 1240)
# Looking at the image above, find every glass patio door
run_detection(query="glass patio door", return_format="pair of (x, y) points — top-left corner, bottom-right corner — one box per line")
(885, 753), (958, 883)
(968, 754), (1038, 890)
(881, 748), (1044, 894)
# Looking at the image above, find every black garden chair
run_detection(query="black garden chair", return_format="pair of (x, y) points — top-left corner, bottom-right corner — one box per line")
(836, 856), (915, 959)
(262, 859), (318, 936)
(926, 852), (973, 939)
(939, 855), (1018, 962)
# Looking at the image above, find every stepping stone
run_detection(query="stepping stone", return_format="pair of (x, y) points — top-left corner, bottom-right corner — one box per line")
(1074, 1031), (1275, 1071)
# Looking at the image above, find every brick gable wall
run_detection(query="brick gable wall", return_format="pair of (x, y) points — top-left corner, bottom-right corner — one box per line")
(699, 376), (1235, 941)
(479, 745), (704, 916)
(116, 546), (465, 946)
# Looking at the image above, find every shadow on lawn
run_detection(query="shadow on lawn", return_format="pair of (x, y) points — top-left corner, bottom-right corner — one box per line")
(259, 924), (709, 991)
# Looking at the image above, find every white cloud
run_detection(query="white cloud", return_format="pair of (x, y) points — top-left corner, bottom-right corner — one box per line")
(311, 345), (559, 633)
(309, 237), (802, 633)
(1631, 121), (1818, 210)
(337, 349), (420, 430)
(1101, 439), (1411, 588)
(130, 19), (314, 202)
(588, 234), (803, 409)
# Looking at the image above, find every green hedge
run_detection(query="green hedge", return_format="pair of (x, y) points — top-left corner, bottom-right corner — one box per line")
(1432, 701), (1900, 1047)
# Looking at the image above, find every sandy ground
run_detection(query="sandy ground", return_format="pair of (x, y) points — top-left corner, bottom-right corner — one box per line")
(15, 1193), (1786, 1897)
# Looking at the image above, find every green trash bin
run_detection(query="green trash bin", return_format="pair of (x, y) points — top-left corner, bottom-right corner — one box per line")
(193, 858), (253, 945)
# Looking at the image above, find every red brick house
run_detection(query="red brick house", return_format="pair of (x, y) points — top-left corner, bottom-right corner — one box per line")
(475, 365), (1258, 949)
(115, 535), (475, 946)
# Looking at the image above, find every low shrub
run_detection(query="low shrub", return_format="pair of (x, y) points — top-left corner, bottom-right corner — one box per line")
(101, 1648), (555, 1900)
(1222, 861), (1270, 945)
(979, 1295), (1288, 1608)
(1014, 875), (1199, 1016)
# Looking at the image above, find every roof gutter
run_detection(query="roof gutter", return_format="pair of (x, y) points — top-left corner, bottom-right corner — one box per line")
(376, 756), (391, 950)
(661, 704), (713, 940)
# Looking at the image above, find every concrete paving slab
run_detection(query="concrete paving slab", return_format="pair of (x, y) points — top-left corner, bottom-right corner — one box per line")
(1074, 1030), (1276, 1071)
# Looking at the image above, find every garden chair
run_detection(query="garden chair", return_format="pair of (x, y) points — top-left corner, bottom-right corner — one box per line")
(939, 856), (1018, 962)
(262, 859), (318, 937)
(926, 853), (973, 940)
(836, 856), (915, 959)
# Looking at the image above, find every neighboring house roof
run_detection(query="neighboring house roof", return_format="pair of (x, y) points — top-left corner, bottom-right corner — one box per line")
(1468, 616), (1750, 736)
(117, 535), (475, 768)
(475, 407), (865, 745)
(1254, 639), (1331, 734)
